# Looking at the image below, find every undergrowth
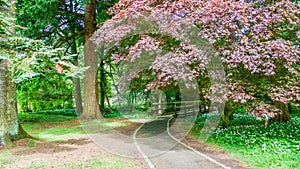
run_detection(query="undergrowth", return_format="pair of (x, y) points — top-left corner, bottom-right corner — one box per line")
(191, 113), (300, 169)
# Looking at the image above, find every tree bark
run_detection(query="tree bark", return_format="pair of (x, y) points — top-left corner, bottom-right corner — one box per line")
(99, 45), (105, 113)
(0, 0), (30, 146)
(73, 78), (83, 114)
(81, 0), (100, 119)
(271, 101), (291, 123)
(69, 0), (83, 115)
(71, 41), (83, 115)
(0, 60), (29, 146)
(221, 101), (235, 128)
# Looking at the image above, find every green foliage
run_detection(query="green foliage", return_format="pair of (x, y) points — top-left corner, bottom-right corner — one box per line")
(134, 103), (150, 112)
(27, 139), (36, 147)
(0, 0), (13, 36)
(18, 112), (77, 124)
(17, 76), (74, 112)
(102, 111), (122, 118)
(16, 0), (84, 45)
(194, 113), (264, 128)
(210, 121), (299, 149)
(33, 109), (77, 116)
(191, 113), (300, 169)
(235, 107), (246, 114)
(96, 0), (119, 23)
(229, 114), (264, 126)
(290, 107), (300, 114)
(0, 36), (83, 81)
(102, 104), (154, 119)
(18, 112), (82, 141)
(1, 37), (86, 112)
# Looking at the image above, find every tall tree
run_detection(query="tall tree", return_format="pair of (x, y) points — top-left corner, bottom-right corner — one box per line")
(16, 0), (118, 116)
(81, 0), (99, 119)
(0, 0), (29, 146)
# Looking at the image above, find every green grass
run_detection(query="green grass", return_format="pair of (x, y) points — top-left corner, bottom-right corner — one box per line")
(26, 164), (47, 169)
(58, 156), (140, 169)
(18, 112), (83, 140)
(218, 145), (300, 169)
(191, 113), (300, 169)
(19, 112), (77, 124)
(21, 109), (77, 117)
(11, 111), (142, 169)
(0, 151), (14, 168)
(19, 112), (134, 140)
(104, 110), (155, 119)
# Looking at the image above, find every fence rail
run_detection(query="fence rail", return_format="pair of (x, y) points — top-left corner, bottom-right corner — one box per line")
(150, 100), (210, 117)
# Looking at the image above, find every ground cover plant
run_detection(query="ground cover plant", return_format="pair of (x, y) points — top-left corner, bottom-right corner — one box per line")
(190, 112), (300, 169)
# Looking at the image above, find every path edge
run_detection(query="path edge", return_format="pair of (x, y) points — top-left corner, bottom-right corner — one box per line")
(133, 122), (156, 169)
(167, 117), (231, 169)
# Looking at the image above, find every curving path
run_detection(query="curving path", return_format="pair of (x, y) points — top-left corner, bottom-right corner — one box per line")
(134, 116), (229, 169)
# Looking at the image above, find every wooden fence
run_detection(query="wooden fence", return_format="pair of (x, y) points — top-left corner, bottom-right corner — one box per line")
(150, 100), (210, 117)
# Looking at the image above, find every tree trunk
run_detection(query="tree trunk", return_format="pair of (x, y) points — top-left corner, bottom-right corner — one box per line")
(271, 101), (291, 123)
(81, 0), (100, 120)
(0, 60), (29, 146)
(221, 101), (235, 128)
(0, 0), (30, 147)
(106, 92), (113, 112)
(73, 77), (83, 114)
(99, 45), (105, 114)
(71, 41), (83, 115)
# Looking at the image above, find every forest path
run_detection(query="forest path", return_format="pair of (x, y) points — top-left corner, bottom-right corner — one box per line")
(134, 116), (228, 169)
(0, 135), (148, 169)
(0, 117), (248, 169)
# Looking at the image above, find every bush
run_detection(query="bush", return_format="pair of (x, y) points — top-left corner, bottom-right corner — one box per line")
(208, 116), (300, 152)
(24, 109), (77, 116)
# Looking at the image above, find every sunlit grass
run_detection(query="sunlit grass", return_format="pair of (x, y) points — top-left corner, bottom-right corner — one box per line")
(58, 156), (140, 169)
(10, 111), (143, 169)
(0, 151), (14, 169)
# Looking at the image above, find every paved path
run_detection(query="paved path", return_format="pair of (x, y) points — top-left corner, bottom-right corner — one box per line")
(135, 116), (226, 169)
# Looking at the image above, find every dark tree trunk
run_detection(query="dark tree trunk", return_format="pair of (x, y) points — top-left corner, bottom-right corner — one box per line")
(221, 101), (235, 128)
(81, 0), (100, 120)
(271, 101), (291, 123)
(106, 93), (113, 112)
(99, 45), (105, 113)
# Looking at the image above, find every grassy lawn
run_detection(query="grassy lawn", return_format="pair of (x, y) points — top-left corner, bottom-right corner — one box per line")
(0, 112), (144, 169)
(190, 113), (300, 169)
(18, 112), (84, 141)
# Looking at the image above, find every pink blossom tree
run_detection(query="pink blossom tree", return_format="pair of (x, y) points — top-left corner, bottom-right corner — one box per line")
(93, 0), (300, 127)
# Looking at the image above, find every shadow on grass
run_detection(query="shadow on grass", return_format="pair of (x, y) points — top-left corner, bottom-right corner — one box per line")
(13, 138), (92, 155)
